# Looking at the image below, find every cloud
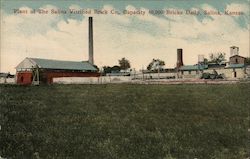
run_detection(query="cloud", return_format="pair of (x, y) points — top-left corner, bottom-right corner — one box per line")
(225, 3), (249, 14)
(1, 3), (249, 73)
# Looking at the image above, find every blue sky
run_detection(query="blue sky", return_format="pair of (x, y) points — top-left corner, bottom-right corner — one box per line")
(2, 0), (249, 27)
(1, 0), (249, 73)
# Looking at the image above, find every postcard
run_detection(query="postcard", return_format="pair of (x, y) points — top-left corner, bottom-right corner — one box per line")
(0, 0), (249, 158)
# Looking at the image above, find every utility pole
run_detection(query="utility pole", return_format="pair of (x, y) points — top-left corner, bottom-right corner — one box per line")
(158, 66), (160, 80)
(142, 66), (144, 81)
(157, 61), (160, 80)
(133, 68), (136, 79)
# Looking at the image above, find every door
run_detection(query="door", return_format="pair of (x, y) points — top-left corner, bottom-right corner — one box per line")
(234, 71), (237, 78)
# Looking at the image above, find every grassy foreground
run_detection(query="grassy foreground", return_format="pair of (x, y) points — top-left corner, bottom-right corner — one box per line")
(0, 84), (249, 159)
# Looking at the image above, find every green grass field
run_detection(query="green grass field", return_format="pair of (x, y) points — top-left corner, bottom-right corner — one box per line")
(0, 84), (249, 159)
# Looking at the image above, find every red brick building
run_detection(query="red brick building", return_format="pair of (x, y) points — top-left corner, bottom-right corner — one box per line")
(229, 55), (246, 65)
(16, 57), (100, 85)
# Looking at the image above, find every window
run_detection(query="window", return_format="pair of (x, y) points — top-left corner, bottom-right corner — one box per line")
(20, 76), (23, 82)
(188, 71), (191, 74)
(235, 58), (238, 64)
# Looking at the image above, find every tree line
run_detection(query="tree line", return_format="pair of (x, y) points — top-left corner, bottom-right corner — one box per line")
(102, 57), (131, 74)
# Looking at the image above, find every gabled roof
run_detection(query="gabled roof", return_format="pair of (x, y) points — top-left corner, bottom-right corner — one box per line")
(179, 65), (208, 71)
(16, 57), (97, 71)
(229, 55), (246, 59)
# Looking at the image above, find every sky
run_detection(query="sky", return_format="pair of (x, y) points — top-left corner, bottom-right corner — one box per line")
(0, 0), (249, 73)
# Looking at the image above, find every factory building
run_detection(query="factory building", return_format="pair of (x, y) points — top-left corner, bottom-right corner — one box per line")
(177, 46), (249, 79)
(224, 47), (247, 79)
(177, 49), (207, 79)
(179, 65), (208, 79)
(224, 64), (246, 78)
(15, 17), (100, 85)
(229, 55), (246, 65)
(16, 58), (99, 85)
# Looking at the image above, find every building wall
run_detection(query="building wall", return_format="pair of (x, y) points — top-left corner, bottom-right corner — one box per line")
(229, 56), (246, 64)
(134, 72), (176, 79)
(223, 68), (245, 79)
(16, 70), (100, 84)
(0, 78), (15, 84)
(53, 76), (132, 84)
(16, 71), (33, 85)
(203, 68), (246, 79)
(45, 71), (100, 84)
(179, 70), (199, 79)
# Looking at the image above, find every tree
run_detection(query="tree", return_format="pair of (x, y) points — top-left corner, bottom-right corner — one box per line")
(147, 59), (165, 71)
(111, 65), (121, 73)
(208, 52), (226, 64)
(102, 65), (121, 74)
(119, 58), (131, 70)
(204, 58), (208, 65)
(93, 65), (99, 72)
(102, 66), (112, 74)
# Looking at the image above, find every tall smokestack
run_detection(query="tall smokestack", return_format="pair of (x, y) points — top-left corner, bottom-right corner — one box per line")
(88, 17), (94, 64)
(176, 49), (184, 68)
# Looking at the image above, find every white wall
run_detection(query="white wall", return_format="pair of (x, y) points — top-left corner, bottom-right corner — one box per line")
(53, 76), (132, 84)
(0, 78), (15, 84)
(52, 68), (249, 84)
(203, 68), (246, 79)
(133, 72), (176, 79)
(179, 70), (200, 79)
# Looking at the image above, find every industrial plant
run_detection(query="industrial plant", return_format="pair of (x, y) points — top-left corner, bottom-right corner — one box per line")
(176, 46), (249, 79)
(14, 17), (100, 85)
(1, 17), (250, 85)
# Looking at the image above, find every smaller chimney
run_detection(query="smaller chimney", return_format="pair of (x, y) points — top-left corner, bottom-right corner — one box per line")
(176, 49), (184, 68)
(88, 17), (94, 64)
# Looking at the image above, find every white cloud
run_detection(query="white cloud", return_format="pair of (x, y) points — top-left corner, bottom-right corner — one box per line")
(225, 3), (249, 14)
(69, 4), (81, 10)
(1, 3), (249, 74)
